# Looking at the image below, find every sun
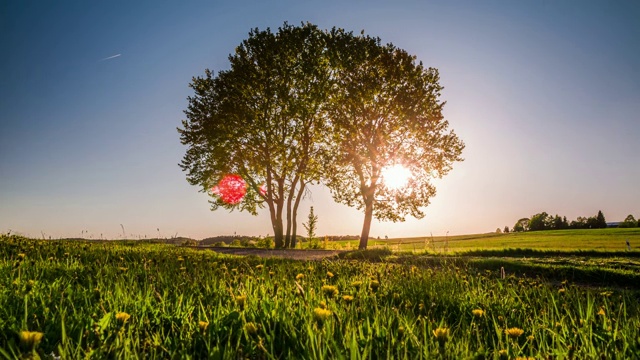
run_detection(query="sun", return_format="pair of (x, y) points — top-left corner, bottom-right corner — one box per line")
(380, 164), (412, 191)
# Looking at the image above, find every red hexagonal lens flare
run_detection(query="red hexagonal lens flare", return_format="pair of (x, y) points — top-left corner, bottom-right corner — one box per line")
(211, 174), (247, 205)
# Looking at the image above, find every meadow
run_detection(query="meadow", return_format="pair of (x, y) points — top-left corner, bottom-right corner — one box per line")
(342, 228), (640, 252)
(1, 232), (639, 359)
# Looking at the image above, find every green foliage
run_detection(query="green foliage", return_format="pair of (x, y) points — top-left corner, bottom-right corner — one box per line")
(1, 235), (639, 359)
(528, 212), (550, 231)
(513, 218), (529, 232)
(619, 214), (638, 228)
(303, 207), (320, 249)
(179, 23), (464, 250)
(178, 23), (331, 248)
(517, 211), (608, 231)
(256, 236), (274, 249)
(323, 29), (464, 249)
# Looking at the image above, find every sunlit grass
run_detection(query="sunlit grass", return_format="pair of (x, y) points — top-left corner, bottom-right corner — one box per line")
(1, 234), (639, 358)
(357, 228), (640, 252)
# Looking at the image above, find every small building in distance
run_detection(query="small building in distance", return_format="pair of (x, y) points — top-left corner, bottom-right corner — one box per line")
(606, 222), (621, 228)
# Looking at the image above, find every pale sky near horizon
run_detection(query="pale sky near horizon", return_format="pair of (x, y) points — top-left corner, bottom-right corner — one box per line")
(1, 1), (639, 240)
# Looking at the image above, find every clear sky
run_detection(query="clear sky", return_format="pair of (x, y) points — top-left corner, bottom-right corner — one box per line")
(1, 1), (639, 240)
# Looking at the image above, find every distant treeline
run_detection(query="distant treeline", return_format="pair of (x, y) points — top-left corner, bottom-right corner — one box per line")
(503, 211), (640, 233)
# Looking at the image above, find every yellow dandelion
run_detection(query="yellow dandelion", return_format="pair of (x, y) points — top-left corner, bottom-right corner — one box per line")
(472, 309), (484, 318)
(505, 327), (524, 339)
(118, 267), (128, 272)
(321, 285), (339, 298)
(555, 321), (562, 329)
(558, 288), (566, 294)
(369, 280), (380, 292)
(307, 266), (314, 271)
(17, 253), (26, 259)
(597, 307), (605, 316)
(313, 308), (332, 324)
(342, 295), (354, 303)
(19, 331), (44, 348)
(269, 271), (275, 276)
(433, 327), (449, 343)
(498, 349), (508, 360)
(198, 321), (209, 331)
(296, 273), (305, 280)
(527, 335), (534, 341)
(255, 264), (264, 270)
(326, 271), (334, 278)
(235, 295), (247, 309)
(179, 267), (186, 271)
(115, 312), (131, 323)
(319, 301), (327, 309)
(244, 322), (258, 335)
(351, 281), (363, 289)
(177, 256), (184, 261)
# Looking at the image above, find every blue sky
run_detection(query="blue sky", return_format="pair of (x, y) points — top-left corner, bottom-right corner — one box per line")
(1, 1), (639, 239)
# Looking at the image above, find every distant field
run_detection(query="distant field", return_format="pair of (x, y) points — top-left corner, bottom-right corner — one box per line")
(336, 228), (640, 252)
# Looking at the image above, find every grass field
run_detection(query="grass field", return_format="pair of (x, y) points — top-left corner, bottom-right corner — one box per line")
(1, 231), (639, 359)
(337, 228), (640, 252)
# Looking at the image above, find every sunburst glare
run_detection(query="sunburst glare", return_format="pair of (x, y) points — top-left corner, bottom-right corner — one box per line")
(380, 164), (412, 191)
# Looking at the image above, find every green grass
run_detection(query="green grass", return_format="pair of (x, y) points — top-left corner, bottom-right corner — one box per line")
(351, 228), (640, 252)
(1, 234), (639, 359)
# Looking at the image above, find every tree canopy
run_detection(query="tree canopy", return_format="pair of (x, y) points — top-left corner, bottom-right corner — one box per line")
(323, 30), (464, 249)
(179, 23), (465, 249)
(178, 23), (330, 248)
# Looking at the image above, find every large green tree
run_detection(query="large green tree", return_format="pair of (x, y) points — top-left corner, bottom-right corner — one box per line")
(323, 30), (465, 249)
(178, 23), (330, 248)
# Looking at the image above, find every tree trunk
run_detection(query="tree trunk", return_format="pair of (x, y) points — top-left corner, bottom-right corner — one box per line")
(359, 198), (374, 249)
(285, 192), (293, 248)
(273, 219), (284, 248)
(291, 181), (306, 249)
(284, 175), (301, 248)
(274, 183), (285, 248)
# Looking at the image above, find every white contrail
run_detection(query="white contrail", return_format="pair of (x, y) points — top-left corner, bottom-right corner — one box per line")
(100, 54), (121, 61)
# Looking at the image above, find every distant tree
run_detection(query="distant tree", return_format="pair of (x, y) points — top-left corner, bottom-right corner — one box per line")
(552, 214), (566, 230)
(496, 228), (502, 234)
(619, 214), (637, 228)
(586, 216), (598, 229)
(528, 212), (550, 231)
(503, 226), (510, 233)
(513, 218), (529, 232)
(570, 216), (588, 229)
(596, 210), (607, 228)
(562, 216), (569, 229)
(322, 29), (465, 249)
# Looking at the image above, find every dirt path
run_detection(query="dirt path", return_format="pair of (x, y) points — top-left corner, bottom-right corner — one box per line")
(193, 246), (346, 261)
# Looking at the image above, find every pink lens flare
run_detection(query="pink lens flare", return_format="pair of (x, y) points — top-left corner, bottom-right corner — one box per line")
(259, 183), (267, 196)
(212, 174), (247, 204)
